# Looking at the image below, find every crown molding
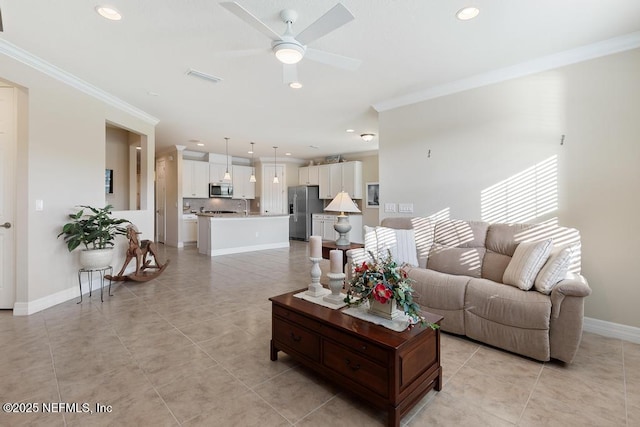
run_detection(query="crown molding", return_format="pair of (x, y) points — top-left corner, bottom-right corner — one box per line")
(0, 39), (159, 125)
(374, 31), (640, 113)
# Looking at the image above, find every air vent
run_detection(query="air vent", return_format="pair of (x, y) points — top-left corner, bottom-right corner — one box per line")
(186, 69), (223, 84)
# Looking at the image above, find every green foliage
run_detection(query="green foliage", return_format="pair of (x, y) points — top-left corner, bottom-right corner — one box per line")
(345, 250), (439, 330)
(57, 205), (130, 251)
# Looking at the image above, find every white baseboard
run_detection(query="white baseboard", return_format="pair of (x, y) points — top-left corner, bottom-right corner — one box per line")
(13, 268), (133, 316)
(583, 316), (640, 344)
(209, 242), (290, 257)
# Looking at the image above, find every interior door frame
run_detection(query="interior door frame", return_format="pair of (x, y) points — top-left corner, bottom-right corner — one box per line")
(0, 85), (17, 309)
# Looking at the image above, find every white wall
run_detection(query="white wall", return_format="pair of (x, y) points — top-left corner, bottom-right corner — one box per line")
(1, 51), (157, 313)
(379, 48), (640, 328)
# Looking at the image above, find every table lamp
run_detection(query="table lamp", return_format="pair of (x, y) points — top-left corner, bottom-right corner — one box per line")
(324, 191), (361, 246)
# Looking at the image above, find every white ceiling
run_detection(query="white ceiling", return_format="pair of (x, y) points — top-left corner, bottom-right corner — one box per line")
(2, 0), (640, 160)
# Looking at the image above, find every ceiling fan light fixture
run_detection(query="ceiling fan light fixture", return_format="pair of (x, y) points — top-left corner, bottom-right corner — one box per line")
(273, 42), (305, 64)
(95, 6), (122, 21)
(456, 7), (480, 21)
(360, 133), (375, 142)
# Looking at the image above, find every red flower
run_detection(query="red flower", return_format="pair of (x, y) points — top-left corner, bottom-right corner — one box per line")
(355, 262), (369, 274)
(373, 283), (393, 304)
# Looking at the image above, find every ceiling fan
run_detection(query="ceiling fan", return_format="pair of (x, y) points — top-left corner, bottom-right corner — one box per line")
(220, 2), (361, 86)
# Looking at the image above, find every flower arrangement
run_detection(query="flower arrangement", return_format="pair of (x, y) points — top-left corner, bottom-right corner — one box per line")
(344, 251), (438, 330)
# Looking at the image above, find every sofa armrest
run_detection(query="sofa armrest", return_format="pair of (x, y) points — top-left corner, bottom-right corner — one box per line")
(550, 273), (591, 319)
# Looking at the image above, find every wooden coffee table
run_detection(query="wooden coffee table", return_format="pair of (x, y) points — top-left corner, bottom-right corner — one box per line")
(269, 290), (443, 427)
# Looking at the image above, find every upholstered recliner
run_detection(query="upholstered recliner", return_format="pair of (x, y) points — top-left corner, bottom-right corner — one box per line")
(346, 217), (591, 363)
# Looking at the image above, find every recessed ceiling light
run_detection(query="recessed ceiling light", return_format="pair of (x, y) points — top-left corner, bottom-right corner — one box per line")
(346, 129), (354, 133)
(456, 7), (479, 21)
(248, 150), (254, 154)
(289, 82), (303, 89)
(197, 143), (205, 147)
(285, 152), (292, 156)
(95, 6), (122, 21)
(136, 146), (141, 150)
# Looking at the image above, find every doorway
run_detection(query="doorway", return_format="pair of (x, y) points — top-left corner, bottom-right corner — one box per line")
(0, 86), (16, 309)
(155, 158), (166, 243)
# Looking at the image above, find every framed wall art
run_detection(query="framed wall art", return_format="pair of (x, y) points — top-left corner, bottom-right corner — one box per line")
(366, 182), (379, 208)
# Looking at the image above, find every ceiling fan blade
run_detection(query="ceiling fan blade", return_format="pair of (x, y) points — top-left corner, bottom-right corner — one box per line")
(305, 48), (361, 71)
(282, 64), (298, 85)
(295, 3), (354, 46)
(220, 2), (281, 41)
(0, 8), (4, 32)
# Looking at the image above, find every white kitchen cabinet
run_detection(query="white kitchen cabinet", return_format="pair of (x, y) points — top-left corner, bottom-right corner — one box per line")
(342, 161), (363, 199)
(317, 161), (362, 199)
(298, 165), (319, 185)
(182, 214), (198, 243)
(183, 160), (209, 198)
(232, 165), (255, 199)
(208, 153), (232, 184)
(312, 214), (337, 241)
(318, 163), (342, 199)
(209, 163), (230, 184)
(312, 213), (363, 243)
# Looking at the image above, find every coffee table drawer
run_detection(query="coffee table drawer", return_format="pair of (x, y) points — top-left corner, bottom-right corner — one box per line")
(323, 340), (388, 398)
(273, 305), (323, 332)
(273, 317), (320, 362)
(323, 328), (388, 364)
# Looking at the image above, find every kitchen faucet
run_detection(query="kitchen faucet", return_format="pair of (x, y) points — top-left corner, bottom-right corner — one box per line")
(240, 198), (249, 216)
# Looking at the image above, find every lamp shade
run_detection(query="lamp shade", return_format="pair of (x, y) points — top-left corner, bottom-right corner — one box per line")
(324, 191), (361, 214)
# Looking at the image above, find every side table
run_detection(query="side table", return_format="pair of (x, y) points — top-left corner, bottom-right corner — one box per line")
(77, 266), (113, 303)
(321, 241), (364, 272)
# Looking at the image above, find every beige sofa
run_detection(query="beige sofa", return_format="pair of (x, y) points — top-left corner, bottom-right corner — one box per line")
(346, 217), (591, 363)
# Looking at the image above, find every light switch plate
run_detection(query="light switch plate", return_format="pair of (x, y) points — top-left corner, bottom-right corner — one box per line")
(398, 203), (414, 213)
(384, 203), (397, 213)
(35, 199), (44, 211)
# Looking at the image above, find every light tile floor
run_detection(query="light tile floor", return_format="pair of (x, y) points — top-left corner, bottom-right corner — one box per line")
(0, 241), (638, 426)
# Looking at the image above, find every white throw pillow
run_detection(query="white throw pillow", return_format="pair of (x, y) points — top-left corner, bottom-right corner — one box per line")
(374, 226), (419, 267)
(534, 246), (572, 294)
(503, 239), (553, 290)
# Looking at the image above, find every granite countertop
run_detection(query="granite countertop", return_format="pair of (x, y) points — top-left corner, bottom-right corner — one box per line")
(196, 212), (288, 218)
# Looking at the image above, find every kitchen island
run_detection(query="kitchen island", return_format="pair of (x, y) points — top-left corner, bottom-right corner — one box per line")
(197, 213), (290, 256)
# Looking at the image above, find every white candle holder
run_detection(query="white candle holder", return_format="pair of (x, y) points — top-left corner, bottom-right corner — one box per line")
(307, 257), (325, 297)
(323, 272), (346, 304)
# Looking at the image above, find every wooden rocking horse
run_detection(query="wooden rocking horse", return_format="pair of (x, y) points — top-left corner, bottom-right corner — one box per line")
(106, 225), (170, 282)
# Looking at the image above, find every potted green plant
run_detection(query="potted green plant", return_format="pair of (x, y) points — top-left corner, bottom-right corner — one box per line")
(58, 204), (130, 269)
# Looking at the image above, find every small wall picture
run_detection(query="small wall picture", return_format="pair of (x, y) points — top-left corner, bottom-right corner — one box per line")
(366, 182), (379, 208)
(105, 169), (114, 194)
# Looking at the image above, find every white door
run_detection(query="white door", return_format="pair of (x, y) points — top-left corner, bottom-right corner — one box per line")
(262, 165), (286, 214)
(0, 87), (16, 308)
(155, 158), (166, 243)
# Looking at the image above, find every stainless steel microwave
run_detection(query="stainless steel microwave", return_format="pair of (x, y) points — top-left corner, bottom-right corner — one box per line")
(209, 183), (233, 198)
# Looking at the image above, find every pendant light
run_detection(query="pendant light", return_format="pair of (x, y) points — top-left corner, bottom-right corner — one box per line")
(272, 146), (279, 184)
(223, 137), (231, 181)
(249, 142), (256, 183)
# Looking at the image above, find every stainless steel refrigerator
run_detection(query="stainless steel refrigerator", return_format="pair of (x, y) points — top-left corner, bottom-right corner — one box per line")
(289, 186), (324, 241)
